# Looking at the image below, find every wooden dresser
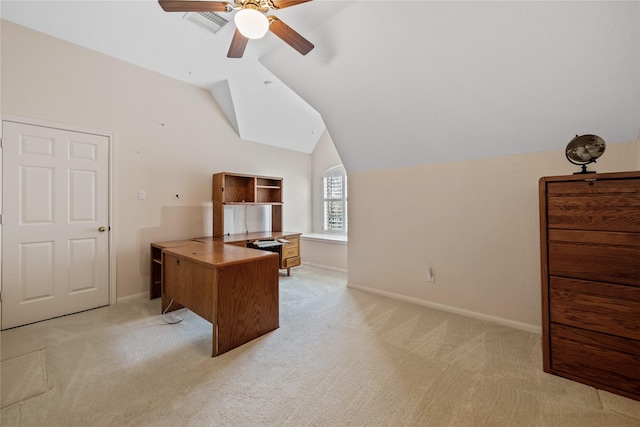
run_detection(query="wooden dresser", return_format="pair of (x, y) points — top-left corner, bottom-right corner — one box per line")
(539, 171), (640, 401)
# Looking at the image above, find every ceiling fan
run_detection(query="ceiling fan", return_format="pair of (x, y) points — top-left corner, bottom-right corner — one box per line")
(159, 0), (314, 58)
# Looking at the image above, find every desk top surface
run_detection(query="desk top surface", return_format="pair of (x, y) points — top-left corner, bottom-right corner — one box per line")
(194, 231), (301, 244)
(162, 241), (277, 268)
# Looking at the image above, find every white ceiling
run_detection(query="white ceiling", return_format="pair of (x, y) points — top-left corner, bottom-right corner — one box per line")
(1, 0), (342, 153)
(2, 1), (639, 173)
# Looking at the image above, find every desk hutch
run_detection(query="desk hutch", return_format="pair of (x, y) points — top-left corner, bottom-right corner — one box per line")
(211, 172), (301, 274)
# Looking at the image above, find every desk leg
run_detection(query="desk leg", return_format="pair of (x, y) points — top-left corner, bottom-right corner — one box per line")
(212, 324), (218, 357)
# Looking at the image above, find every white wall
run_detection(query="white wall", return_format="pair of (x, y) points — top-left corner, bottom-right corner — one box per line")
(348, 140), (639, 332)
(1, 20), (311, 300)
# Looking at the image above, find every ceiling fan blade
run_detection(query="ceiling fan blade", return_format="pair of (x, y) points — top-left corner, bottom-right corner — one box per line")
(227, 29), (249, 58)
(158, 1), (230, 12)
(270, 0), (312, 9)
(268, 17), (314, 55)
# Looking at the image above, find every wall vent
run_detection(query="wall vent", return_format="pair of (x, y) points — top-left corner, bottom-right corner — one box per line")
(183, 11), (230, 34)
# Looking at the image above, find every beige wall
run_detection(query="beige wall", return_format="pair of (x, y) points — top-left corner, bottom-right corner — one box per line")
(302, 129), (348, 271)
(3, 19), (637, 329)
(300, 238), (348, 272)
(348, 140), (639, 331)
(310, 130), (343, 233)
(1, 20), (311, 300)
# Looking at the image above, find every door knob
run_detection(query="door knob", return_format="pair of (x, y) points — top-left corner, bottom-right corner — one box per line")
(98, 226), (106, 232)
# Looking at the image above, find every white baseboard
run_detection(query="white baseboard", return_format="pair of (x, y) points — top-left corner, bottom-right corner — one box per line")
(301, 261), (347, 273)
(347, 282), (541, 335)
(116, 292), (149, 304)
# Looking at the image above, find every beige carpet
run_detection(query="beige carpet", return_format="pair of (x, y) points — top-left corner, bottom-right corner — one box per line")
(1, 265), (638, 426)
(1, 350), (48, 409)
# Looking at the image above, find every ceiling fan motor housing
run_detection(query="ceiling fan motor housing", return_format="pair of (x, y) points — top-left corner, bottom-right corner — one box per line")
(235, 0), (271, 13)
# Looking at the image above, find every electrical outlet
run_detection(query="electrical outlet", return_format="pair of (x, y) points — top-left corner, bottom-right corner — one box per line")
(138, 190), (146, 200)
(427, 267), (435, 282)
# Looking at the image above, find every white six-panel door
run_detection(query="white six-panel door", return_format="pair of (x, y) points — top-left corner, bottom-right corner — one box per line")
(2, 121), (110, 329)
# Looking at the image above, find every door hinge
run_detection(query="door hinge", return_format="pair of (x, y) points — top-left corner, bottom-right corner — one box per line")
(0, 214), (2, 225)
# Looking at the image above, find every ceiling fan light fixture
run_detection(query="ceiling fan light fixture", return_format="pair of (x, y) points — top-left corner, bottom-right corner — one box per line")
(234, 8), (269, 39)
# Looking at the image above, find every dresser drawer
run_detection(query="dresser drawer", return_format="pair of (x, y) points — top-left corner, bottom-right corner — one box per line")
(550, 324), (640, 398)
(547, 195), (640, 232)
(548, 230), (640, 286)
(547, 178), (640, 196)
(546, 178), (640, 232)
(549, 277), (640, 340)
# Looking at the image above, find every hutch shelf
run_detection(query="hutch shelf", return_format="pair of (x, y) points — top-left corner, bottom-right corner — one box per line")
(212, 172), (283, 238)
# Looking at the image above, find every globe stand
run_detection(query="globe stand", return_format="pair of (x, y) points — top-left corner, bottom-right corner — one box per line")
(566, 153), (597, 174)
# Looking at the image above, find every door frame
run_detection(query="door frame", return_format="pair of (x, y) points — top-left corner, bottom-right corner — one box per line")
(0, 115), (117, 327)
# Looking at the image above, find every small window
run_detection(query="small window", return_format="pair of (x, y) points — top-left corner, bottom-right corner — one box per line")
(322, 165), (347, 234)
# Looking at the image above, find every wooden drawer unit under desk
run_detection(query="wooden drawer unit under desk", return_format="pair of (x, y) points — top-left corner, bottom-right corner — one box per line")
(282, 237), (299, 259)
(280, 235), (300, 274)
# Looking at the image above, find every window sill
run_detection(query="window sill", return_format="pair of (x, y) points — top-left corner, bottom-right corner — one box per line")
(301, 233), (348, 245)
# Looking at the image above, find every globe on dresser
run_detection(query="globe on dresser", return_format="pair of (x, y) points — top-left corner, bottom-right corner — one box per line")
(565, 134), (606, 174)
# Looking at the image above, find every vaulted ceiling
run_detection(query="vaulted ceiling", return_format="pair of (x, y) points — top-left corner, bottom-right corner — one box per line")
(2, 1), (639, 173)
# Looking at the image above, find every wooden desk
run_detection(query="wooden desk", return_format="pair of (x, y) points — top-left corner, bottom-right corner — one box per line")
(195, 231), (301, 275)
(162, 242), (279, 357)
